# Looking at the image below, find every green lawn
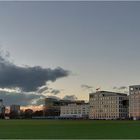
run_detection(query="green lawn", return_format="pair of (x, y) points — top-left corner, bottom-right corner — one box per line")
(0, 120), (140, 139)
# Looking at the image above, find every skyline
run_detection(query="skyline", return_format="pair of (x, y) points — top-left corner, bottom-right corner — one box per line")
(0, 1), (140, 106)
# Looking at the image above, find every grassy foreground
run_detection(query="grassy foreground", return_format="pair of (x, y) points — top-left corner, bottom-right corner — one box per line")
(0, 120), (140, 139)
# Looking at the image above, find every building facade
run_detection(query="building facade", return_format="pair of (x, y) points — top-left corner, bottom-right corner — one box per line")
(129, 85), (140, 120)
(60, 103), (89, 119)
(89, 91), (128, 120)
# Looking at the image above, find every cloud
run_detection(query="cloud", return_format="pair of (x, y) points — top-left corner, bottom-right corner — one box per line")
(37, 85), (61, 95)
(63, 95), (77, 101)
(81, 84), (93, 89)
(81, 84), (94, 92)
(113, 86), (127, 90)
(0, 49), (71, 106)
(119, 86), (127, 90)
(0, 91), (45, 106)
(50, 89), (61, 95)
(0, 89), (78, 106)
(37, 86), (49, 94)
(0, 53), (70, 92)
(113, 86), (128, 94)
(36, 95), (61, 105)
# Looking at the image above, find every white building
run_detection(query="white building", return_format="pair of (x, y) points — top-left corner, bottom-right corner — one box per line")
(89, 91), (128, 120)
(129, 85), (140, 120)
(60, 103), (89, 119)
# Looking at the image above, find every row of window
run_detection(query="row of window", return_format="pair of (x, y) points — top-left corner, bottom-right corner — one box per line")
(90, 96), (126, 100)
(90, 114), (127, 119)
(61, 112), (89, 115)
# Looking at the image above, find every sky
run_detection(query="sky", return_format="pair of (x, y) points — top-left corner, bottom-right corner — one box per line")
(0, 1), (140, 106)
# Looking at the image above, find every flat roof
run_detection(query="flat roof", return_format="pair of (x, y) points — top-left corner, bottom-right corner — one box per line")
(89, 90), (127, 96)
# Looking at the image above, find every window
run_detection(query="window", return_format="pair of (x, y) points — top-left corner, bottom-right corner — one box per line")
(130, 87), (133, 91)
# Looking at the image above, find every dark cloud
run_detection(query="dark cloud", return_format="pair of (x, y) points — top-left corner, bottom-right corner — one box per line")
(37, 86), (49, 94)
(0, 54), (69, 92)
(35, 98), (44, 106)
(37, 85), (61, 95)
(81, 84), (93, 89)
(0, 91), (45, 106)
(63, 95), (77, 101)
(81, 84), (93, 92)
(113, 86), (128, 94)
(0, 89), (77, 106)
(46, 95), (60, 100)
(36, 95), (61, 105)
(50, 89), (60, 95)
(113, 86), (127, 90)
(119, 86), (127, 90)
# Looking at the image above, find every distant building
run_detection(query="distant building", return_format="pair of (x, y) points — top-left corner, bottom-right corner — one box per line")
(0, 99), (5, 119)
(10, 105), (20, 114)
(89, 91), (128, 120)
(10, 105), (20, 119)
(129, 85), (140, 120)
(60, 102), (89, 119)
(43, 98), (85, 117)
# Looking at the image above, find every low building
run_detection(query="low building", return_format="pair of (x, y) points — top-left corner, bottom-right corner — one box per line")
(129, 85), (140, 120)
(43, 98), (85, 117)
(60, 103), (89, 119)
(89, 91), (128, 120)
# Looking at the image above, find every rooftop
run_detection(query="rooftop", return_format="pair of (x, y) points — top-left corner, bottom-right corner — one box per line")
(89, 90), (127, 96)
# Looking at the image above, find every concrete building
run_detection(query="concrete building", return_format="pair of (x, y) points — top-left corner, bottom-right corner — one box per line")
(129, 85), (140, 120)
(60, 103), (89, 119)
(89, 91), (128, 120)
(0, 99), (5, 118)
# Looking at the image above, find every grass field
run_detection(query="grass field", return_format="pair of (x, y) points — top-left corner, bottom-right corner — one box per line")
(0, 120), (140, 139)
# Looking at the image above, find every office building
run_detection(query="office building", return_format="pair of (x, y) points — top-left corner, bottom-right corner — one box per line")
(89, 91), (128, 120)
(129, 85), (140, 120)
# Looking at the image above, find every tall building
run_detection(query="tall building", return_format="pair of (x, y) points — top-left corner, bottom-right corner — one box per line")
(60, 102), (89, 119)
(0, 99), (5, 118)
(129, 85), (140, 120)
(89, 91), (128, 120)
